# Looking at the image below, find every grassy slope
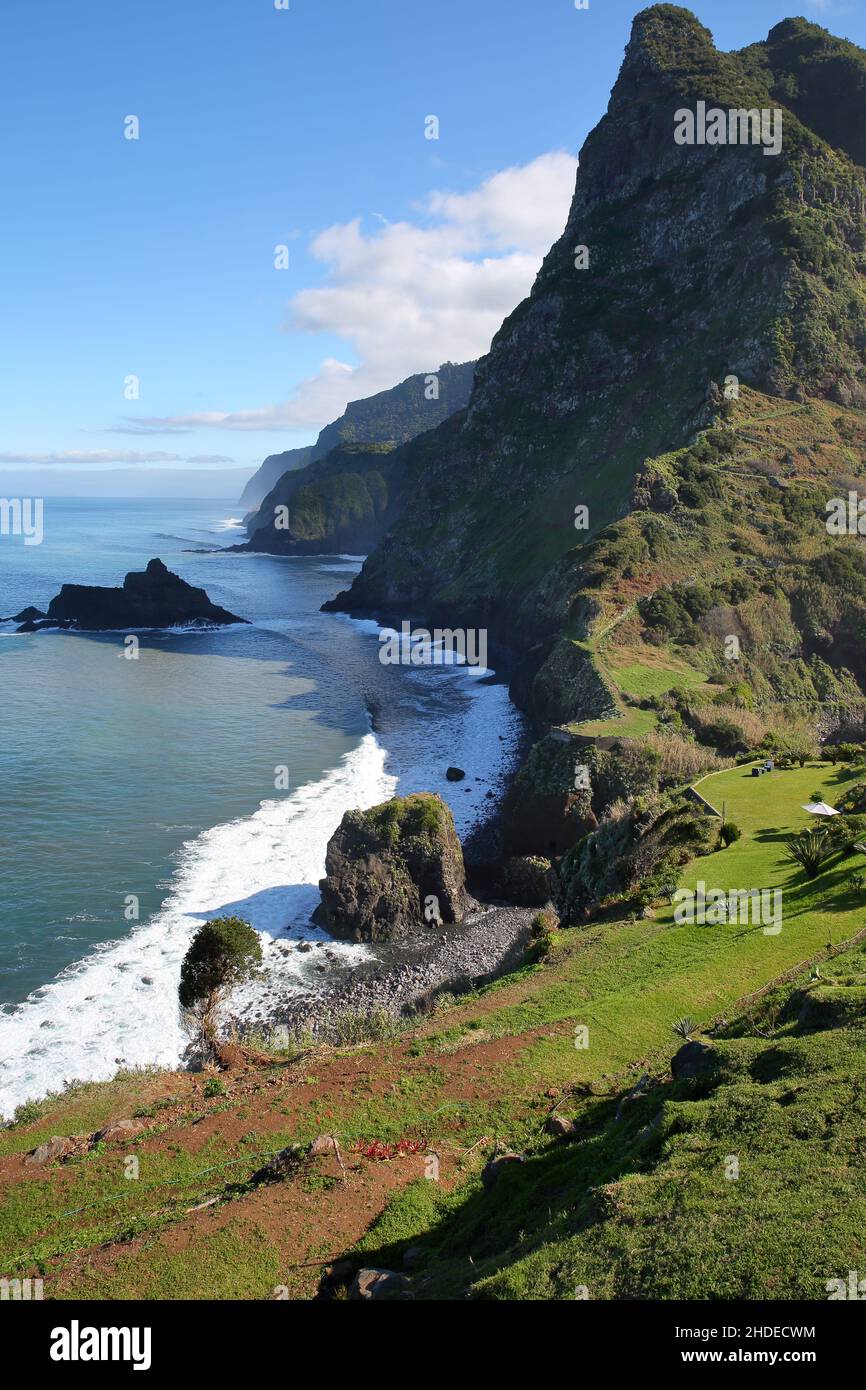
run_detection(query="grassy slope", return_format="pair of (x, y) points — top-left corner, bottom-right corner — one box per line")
(416, 939), (866, 1300)
(2, 758), (864, 1298)
(540, 385), (866, 736)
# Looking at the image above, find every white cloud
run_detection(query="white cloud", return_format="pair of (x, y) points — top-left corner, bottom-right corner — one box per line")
(0, 450), (234, 465)
(133, 151), (578, 434)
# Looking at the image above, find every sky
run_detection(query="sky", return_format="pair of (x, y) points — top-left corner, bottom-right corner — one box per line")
(1, 0), (862, 498)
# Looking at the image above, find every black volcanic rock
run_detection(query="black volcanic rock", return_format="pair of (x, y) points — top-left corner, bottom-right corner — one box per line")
(23, 559), (246, 632)
(1, 606), (46, 625)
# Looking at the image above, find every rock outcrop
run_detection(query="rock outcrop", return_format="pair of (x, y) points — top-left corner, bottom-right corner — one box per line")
(503, 731), (598, 857)
(17, 559), (246, 632)
(317, 793), (466, 942)
(671, 1039), (719, 1081)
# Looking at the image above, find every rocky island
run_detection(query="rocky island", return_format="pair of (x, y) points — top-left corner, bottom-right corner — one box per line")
(8, 558), (246, 632)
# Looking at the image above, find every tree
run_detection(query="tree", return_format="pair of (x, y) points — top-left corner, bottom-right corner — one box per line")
(179, 917), (262, 1045)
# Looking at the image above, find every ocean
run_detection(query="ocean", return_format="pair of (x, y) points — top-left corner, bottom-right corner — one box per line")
(0, 498), (524, 1117)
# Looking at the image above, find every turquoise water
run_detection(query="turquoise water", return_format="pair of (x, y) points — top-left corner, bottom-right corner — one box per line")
(0, 498), (524, 1114)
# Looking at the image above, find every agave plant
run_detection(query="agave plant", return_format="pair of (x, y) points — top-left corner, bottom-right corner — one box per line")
(786, 828), (834, 878)
(672, 1016), (696, 1041)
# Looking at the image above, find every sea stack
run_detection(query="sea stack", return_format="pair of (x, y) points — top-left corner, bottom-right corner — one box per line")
(14, 558), (246, 632)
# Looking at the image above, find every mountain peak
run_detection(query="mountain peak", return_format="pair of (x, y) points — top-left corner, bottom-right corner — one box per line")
(625, 4), (716, 71)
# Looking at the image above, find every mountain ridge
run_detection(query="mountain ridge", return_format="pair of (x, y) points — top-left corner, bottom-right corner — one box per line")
(238, 360), (476, 520)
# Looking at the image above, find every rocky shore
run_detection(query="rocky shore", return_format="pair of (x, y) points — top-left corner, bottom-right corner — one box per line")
(235, 897), (536, 1044)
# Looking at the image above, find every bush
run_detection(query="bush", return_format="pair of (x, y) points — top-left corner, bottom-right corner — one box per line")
(203, 1076), (226, 1098)
(763, 730), (817, 768)
(332, 1006), (401, 1047)
(505, 855), (555, 906)
(719, 821), (742, 847)
(526, 908), (559, 962)
(827, 813), (866, 853)
(11, 1099), (44, 1127)
(641, 733), (728, 786)
(824, 742), (860, 764)
(836, 782), (866, 815)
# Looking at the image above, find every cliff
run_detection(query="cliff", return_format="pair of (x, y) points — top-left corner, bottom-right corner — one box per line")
(238, 360), (476, 531)
(323, 7), (866, 738)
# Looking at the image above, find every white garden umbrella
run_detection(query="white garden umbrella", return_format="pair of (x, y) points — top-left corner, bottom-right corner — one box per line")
(801, 802), (840, 817)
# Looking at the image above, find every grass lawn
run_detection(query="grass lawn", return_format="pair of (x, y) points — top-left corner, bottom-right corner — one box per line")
(567, 706), (658, 739)
(605, 658), (707, 700)
(428, 761), (866, 1079)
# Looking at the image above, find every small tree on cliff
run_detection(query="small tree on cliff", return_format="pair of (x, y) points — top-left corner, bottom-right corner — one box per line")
(179, 916), (262, 1048)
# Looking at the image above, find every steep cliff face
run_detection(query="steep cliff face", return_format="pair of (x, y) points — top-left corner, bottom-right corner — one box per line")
(238, 446), (314, 512)
(327, 6), (866, 712)
(240, 360), (476, 546)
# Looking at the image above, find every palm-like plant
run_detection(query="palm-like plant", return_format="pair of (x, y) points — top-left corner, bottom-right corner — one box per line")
(672, 1016), (696, 1041)
(786, 828), (834, 878)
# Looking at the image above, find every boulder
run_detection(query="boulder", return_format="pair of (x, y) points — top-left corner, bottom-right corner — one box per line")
(308, 1133), (338, 1158)
(545, 1115), (575, 1139)
(317, 793), (466, 942)
(2, 606), (46, 624)
(22, 558), (247, 632)
(25, 1136), (76, 1165)
(445, 766), (466, 781)
(481, 1152), (525, 1191)
(349, 1268), (413, 1300)
(94, 1118), (146, 1144)
(670, 1040), (718, 1081)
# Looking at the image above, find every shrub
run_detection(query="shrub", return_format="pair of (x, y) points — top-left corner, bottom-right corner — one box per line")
(203, 1076), (226, 1098)
(526, 908), (559, 962)
(641, 733), (728, 785)
(824, 742), (860, 764)
(786, 829), (835, 878)
(179, 917), (261, 1010)
(837, 782), (866, 815)
(505, 855), (555, 906)
(763, 730), (817, 768)
(719, 821), (742, 847)
(11, 1099), (44, 1127)
(332, 1006), (401, 1047)
(827, 813), (866, 853)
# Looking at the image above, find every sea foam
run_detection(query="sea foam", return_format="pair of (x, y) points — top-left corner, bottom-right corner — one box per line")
(0, 733), (393, 1119)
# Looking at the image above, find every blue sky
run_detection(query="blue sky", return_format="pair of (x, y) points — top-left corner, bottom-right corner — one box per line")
(0, 0), (862, 497)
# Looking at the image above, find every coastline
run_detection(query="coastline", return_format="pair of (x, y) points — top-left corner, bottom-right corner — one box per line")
(233, 898), (536, 1046)
(0, 591), (527, 1119)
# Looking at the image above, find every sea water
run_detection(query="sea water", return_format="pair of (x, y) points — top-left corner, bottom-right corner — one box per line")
(0, 499), (523, 1115)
